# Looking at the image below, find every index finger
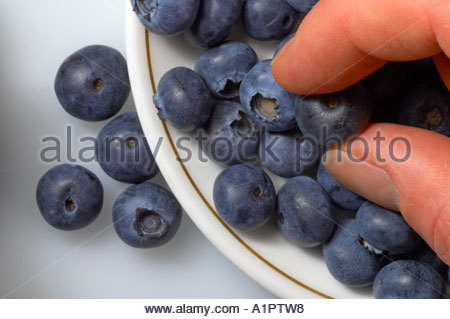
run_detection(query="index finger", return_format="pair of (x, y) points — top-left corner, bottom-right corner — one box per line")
(272, 0), (450, 95)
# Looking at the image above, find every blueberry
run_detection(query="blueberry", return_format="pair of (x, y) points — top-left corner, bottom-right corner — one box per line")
(185, 0), (242, 48)
(363, 62), (408, 124)
(403, 241), (448, 274)
(316, 163), (365, 211)
(131, 0), (200, 36)
(195, 42), (258, 100)
(323, 219), (387, 287)
(154, 67), (213, 131)
(97, 112), (158, 184)
(406, 58), (442, 86)
(240, 60), (297, 132)
(295, 83), (372, 145)
(54, 45), (130, 122)
(366, 59), (442, 124)
(36, 164), (103, 231)
(277, 176), (335, 247)
(113, 183), (182, 248)
(204, 101), (259, 166)
(373, 260), (446, 299)
(287, 0), (318, 13)
(213, 164), (276, 230)
(273, 33), (295, 58)
(259, 128), (319, 178)
(244, 0), (299, 41)
(398, 83), (450, 137)
(356, 202), (420, 255)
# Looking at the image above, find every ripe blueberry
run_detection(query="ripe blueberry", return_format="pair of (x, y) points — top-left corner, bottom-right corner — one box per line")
(323, 219), (387, 287)
(185, 0), (242, 48)
(131, 0), (199, 36)
(154, 67), (213, 131)
(195, 42), (258, 100)
(55, 45), (130, 121)
(295, 83), (372, 145)
(213, 164), (276, 230)
(287, 0), (319, 13)
(259, 128), (319, 178)
(373, 260), (446, 299)
(398, 83), (450, 137)
(277, 176), (335, 247)
(244, 0), (299, 41)
(401, 241), (448, 275)
(36, 164), (103, 231)
(204, 101), (259, 166)
(240, 60), (297, 132)
(356, 202), (420, 255)
(97, 112), (158, 184)
(113, 183), (182, 248)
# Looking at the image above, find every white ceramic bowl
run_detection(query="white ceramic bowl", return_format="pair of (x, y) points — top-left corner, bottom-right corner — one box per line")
(124, 1), (377, 299)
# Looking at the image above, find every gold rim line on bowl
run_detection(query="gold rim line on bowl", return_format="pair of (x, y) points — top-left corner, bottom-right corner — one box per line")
(144, 30), (333, 300)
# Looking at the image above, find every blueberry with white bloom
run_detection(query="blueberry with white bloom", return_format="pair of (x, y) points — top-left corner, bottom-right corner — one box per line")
(154, 67), (213, 131)
(259, 128), (319, 178)
(240, 60), (297, 132)
(277, 176), (335, 247)
(195, 42), (257, 100)
(131, 0), (200, 36)
(185, 0), (242, 48)
(204, 101), (259, 166)
(323, 219), (387, 287)
(287, 0), (319, 14)
(373, 260), (446, 299)
(244, 0), (299, 41)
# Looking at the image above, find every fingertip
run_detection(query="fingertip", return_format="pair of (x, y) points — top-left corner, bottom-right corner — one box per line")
(271, 33), (304, 93)
(324, 124), (450, 265)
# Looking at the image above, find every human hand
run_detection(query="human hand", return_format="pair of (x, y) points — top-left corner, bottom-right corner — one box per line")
(271, 0), (450, 265)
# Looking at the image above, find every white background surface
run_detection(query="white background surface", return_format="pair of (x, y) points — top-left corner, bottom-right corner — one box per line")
(0, 0), (275, 298)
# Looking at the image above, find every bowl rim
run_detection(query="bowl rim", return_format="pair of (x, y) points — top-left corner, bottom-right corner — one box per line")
(125, 0), (333, 299)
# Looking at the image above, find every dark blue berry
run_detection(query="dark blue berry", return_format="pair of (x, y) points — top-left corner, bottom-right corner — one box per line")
(316, 163), (365, 211)
(259, 128), (319, 178)
(204, 101), (259, 166)
(36, 164), (103, 231)
(131, 0), (199, 36)
(364, 62), (410, 124)
(97, 112), (158, 184)
(113, 183), (182, 248)
(373, 260), (446, 299)
(154, 67), (213, 131)
(295, 83), (372, 146)
(323, 219), (387, 287)
(195, 42), (258, 100)
(356, 202), (420, 255)
(277, 176), (335, 247)
(287, 0), (318, 13)
(240, 60), (297, 132)
(213, 164), (276, 230)
(185, 0), (242, 48)
(398, 83), (450, 137)
(403, 241), (448, 275)
(54, 45), (130, 121)
(244, 0), (299, 41)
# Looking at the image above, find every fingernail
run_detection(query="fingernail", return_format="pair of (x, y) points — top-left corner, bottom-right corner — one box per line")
(272, 38), (294, 66)
(323, 149), (399, 211)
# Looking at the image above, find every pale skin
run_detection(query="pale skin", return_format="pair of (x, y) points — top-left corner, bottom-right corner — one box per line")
(271, 0), (450, 265)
